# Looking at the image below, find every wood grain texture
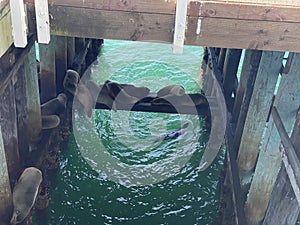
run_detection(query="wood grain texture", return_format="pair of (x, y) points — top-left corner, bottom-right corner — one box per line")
(237, 51), (283, 178)
(0, 125), (13, 225)
(24, 3), (300, 52)
(0, 82), (20, 182)
(208, 0), (300, 6)
(24, 0), (300, 21)
(198, 1), (300, 22)
(186, 17), (300, 52)
(25, 0), (177, 14)
(263, 109), (300, 225)
(0, 4), (13, 58)
(54, 36), (67, 94)
(39, 38), (56, 103)
(14, 64), (30, 168)
(24, 43), (42, 145)
(244, 53), (300, 225)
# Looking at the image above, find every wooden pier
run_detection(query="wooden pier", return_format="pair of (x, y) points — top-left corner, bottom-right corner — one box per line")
(0, 0), (300, 224)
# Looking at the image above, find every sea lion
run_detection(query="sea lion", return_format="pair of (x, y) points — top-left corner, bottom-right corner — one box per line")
(10, 167), (42, 225)
(157, 85), (185, 98)
(104, 80), (150, 110)
(122, 84), (150, 99)
(63, 70), (94, 117)
(86, 81), (114, 110)
(151, 93), (208, 108)
(41, 93), (67, 116)
(41, 115), (60, 129)
(152, 122), (190, 143)
(75, 82), (94, 117)
(63, 70), (80, 95)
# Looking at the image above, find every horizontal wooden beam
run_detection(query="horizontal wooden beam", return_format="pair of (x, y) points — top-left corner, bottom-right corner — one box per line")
(186, 17), (300, 51)
(197, 1), (300, 23)
(24, 0), (300, 23)
(25, 2), (300, 52)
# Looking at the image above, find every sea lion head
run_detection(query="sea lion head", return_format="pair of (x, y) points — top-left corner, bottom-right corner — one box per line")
(63, 70), (80, 95)
(182, 122), (190, 129)
(10, 209), (24, 225)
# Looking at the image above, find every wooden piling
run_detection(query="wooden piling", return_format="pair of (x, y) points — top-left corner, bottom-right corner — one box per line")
(24, 43), (42, 145)
(263, 108), (300, 225)
(244, 52), (300, 225)
(67, 37), (75, 68)
(14, 64), (29, 167)
(232, 50), (262, 162)
(217, 48), (227, 72)
(232, 50), (262, 125)
(0, 82), (20, 183)
(222, 49), (242, 112)
(237, 51), (284, 185)
(75, 37), (85, 54)
(54, 35), (67, 94)
(39, 37), (56, 104)
(0, 126), (13, 225)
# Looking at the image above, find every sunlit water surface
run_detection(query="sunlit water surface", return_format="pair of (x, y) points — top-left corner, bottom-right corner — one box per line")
(34, 40), (225, 225)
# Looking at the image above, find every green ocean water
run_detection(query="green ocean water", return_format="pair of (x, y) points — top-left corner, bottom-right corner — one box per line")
(35, 40), (225, 225)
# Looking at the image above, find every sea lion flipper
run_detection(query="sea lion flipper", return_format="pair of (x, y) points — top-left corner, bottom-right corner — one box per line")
(75, 83), (94, 117)
(41, 93), (67, 116)
(42, 115), (60, 129)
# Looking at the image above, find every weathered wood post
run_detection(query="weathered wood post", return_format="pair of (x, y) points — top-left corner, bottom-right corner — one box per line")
(232, 50), (262, 164)
(237, 51), (284, 187)
(15, 64), (29, 167)
(39, 36), (56, 104)
(222, 49), (242, 112)
(67, 37), (75, 68)
(263, 108), (300, 224)
(54, 35), (67, 94)
(24, 42), (42, 145)
(244, 52), (300, 225)
(232, 50), (262, 125)
(0, 82), (20, 183)
(0, 126), (13, 225)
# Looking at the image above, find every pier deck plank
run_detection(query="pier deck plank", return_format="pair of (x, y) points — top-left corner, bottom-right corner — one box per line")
(24, 0), (300, 52)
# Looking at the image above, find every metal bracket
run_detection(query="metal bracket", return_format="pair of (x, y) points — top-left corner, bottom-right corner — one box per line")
(9, 0), (28, 48)
(173, 0), (188, 54)
(35, 0), (51, 44)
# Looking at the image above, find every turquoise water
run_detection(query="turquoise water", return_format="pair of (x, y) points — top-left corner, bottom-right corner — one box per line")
(35, 40), (224, 224)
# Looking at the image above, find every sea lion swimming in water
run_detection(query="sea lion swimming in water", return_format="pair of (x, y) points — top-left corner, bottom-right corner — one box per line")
(152, 122), (190, 143)
(10, 167), (42, 225)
